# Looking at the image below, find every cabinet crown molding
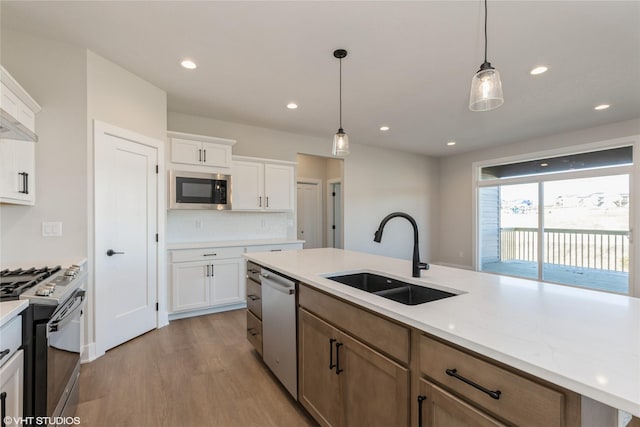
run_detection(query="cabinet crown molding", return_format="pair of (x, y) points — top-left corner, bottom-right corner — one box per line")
(167, 130), (236, 146)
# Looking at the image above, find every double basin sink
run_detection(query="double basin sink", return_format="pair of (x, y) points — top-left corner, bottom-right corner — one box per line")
(326, 271), (457, 305)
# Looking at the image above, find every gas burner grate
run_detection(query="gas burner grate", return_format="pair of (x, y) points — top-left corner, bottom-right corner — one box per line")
(0, 265), (61, 300)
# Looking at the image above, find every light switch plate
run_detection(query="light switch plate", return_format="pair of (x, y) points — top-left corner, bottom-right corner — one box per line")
(42, 221), (63, 237)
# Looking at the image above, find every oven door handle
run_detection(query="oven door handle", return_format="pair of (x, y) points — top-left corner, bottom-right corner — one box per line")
(48, 289), (86, 334)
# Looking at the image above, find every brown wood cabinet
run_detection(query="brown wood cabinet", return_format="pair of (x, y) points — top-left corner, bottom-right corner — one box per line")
(298, 308), (410, 427)
(417, 378), (506, 427)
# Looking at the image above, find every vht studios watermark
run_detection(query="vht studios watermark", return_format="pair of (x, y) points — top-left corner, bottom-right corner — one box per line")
(3, 416), (81, 426)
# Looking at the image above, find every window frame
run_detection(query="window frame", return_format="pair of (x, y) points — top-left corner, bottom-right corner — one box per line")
(472, 135), (640, 297)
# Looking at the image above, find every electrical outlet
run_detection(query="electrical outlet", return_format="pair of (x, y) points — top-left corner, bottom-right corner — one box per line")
(42, 222), (63, 237)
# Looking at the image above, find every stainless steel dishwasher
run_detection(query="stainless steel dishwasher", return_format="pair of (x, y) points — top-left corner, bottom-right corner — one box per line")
(260, 268), (297, 398)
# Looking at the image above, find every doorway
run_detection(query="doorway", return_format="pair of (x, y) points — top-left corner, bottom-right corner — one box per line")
(94, 121), (162, 356)
(296, 154), (344, 249)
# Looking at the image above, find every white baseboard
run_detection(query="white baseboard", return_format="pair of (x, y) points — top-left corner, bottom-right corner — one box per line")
(168, 302), (247, 321)
(81, 342), (98, 364)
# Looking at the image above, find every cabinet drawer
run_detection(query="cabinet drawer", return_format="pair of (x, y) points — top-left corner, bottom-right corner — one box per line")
(299, 283), (409, 365)
(246, 243), (302, 253)
(419, 335), (565, 427)
(246, 310), (262, 356)
(170, 246), (244, 263)
(246, 278), (262, 319)
(0, 315), (22, 368)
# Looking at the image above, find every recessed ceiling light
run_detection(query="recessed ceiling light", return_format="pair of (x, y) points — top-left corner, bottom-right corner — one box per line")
(379, 126), (390, 131)
(594, 104), (610, 110)
(286, 102), (298, 109)
(530, 66), (548, 75)
(447, 141), (456, 146)
(180, 59), (197, 70)
(540, 163), (549, 167)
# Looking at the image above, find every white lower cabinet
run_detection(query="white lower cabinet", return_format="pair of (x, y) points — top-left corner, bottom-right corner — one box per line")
(171, 257), (244, 313)
(0, 349), (24, 424)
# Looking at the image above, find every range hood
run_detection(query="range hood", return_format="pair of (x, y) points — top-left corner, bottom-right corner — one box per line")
(0, 107), (38, 142)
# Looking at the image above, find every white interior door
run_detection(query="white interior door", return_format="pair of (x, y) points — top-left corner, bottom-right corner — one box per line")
(95, 125), (158, 353)
(297, 181), (322, 248)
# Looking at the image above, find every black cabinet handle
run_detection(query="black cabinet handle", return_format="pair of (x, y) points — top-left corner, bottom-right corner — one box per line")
(258, 196), (262, 207)
(329, 338), (336, 370)
(445, 368), (501, 400)
(335, 342), (344, 374)
(0, 349), (9, 361)
(247, 328), (258, 337)
(18, 172), (28, 194)
(247, 294), (260, 301)
(417, 395), (427, 427)
(1, 391), (6, 427)
(266, 196), (269, 208)
(203, 149), (206, 163)
(203, 253), (217, 257)
(198, 149), (202, 162)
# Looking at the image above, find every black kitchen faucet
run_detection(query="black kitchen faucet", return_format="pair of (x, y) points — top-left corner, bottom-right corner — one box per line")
(373, 212), (430, 277)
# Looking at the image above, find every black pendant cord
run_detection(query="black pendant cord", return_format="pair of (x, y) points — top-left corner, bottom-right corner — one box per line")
(339, 57), (343, 130)
(484, 0), (488, 64)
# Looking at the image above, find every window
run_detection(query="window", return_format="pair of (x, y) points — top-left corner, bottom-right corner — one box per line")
(476, 145), (634, 295)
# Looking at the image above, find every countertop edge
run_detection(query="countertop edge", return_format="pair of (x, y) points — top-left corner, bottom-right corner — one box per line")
(0, 300), (29, 328)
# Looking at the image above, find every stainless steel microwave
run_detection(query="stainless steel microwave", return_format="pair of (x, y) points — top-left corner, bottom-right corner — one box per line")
(169, 170), (232, 210)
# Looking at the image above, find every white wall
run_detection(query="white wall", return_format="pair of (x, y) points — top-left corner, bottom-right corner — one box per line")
(0, 29), (88, 266)
(168, 112), (438, 262)
(436, 118), (640, 268)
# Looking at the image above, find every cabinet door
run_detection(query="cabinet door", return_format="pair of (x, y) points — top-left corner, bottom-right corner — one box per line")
(171, 261), (210, 312)
(231, 161), (264, 210)
(0, 140), (35, 204)
(417, 378), (506, 427)
(339, 330), (410, 427)
(264, 163), (294, 211)
(298, 309), (342, 427)
(210, 258), (244, 305)
(201, 141), (231, 168)
(0, 82), (19, 119)
(171, 138), (203, 166)
(0, 349), (23, 424)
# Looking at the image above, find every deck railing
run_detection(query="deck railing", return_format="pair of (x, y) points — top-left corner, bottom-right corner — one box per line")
(500, 227), (630, 272)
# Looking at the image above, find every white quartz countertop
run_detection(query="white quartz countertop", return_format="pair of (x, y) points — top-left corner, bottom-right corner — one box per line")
(167, 239), (304, 250)
(244, 248), (640, 417)
(0, 300), (28, 328)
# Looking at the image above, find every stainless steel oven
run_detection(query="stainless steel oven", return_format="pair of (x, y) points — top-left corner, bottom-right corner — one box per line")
(169, 170), (232, 210)
(43, 289), (85, 424)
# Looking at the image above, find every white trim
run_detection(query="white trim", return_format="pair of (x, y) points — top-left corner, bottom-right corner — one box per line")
(80, 343), (97, 364)
(167, 302), (247, 321)
(296, 178), (323, 248)
(167, 130), (236, 146)
(232, 154), (297, 166)
(472, 135), (640, 297)
(92, 120), (167, 359)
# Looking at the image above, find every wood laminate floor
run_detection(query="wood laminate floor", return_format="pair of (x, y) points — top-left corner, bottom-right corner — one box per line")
(76, 309), (316, 427)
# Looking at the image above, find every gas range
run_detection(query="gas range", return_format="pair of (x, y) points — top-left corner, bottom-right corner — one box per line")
(0, 264), (85, 306)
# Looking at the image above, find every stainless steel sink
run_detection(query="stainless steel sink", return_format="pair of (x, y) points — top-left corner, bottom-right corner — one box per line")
(326, 272), (456, 305)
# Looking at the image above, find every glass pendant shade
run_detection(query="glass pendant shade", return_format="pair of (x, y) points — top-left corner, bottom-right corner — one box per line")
(469, 63), (504, 112)
(332, 128), (349, 156)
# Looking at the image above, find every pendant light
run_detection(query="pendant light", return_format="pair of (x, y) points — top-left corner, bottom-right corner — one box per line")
(332, 49), (350, 156)
(469, 0), (504, 112)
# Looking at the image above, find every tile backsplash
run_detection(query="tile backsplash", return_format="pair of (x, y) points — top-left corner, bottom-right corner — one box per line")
(167, 210), (294, 243)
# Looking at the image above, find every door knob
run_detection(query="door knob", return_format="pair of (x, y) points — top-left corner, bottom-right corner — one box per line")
(106, 249), (125, 256)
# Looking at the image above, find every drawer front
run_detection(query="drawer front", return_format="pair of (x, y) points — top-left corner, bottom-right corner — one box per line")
(245, 243), (302, 253)
(419, 335), (565, 427)
(246, 261), (262, 284)
(246, 310), (262, 356)
(170, 246), (244, 263)
(246, 278), (262, 319)
(299, 283), (409, 365)
(0, 315), (22, 368)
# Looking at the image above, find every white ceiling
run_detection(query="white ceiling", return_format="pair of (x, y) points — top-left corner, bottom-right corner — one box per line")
(2, 1), (639, 156)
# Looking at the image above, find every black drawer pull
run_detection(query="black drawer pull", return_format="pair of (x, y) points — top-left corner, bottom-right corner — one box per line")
(329, 338), (336, 370)
(417, 395), (427, 427)
(0, 349), (9, 361)
(335, 342), (344, 374)
(1, 391), (6, 427)
(445, 368), (501, 400)
(203, 253), (217, 257)
(247, 328), (258, 337)
(247, 294), (260, 301)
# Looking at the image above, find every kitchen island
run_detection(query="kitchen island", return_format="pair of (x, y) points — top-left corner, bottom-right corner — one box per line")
(244, 248), (639, 425)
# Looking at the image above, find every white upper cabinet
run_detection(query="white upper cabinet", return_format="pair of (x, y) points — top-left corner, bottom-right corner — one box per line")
(168, 131), (235, 171)
(0, 66), (40, 139)
(0, 66), (40, 205)
(232, 156), (295, 212)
